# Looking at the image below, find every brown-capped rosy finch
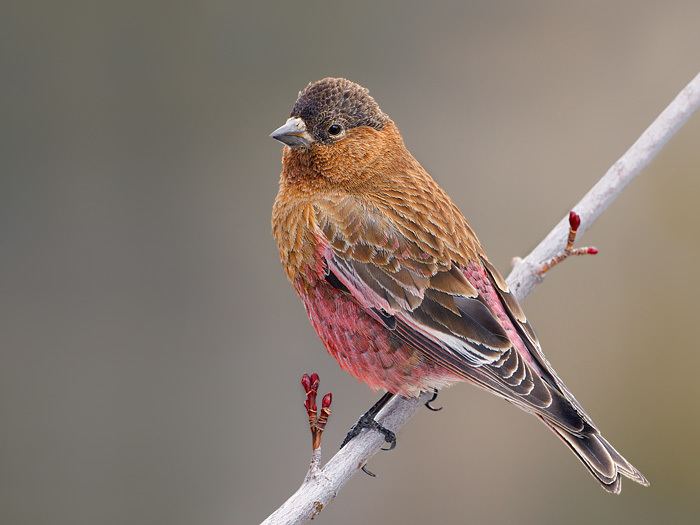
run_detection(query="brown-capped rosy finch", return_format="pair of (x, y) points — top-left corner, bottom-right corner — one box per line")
(270, 78), (648, 493)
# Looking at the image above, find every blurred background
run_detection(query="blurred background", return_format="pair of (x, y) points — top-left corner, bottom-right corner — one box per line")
(2, 1), (699, 524)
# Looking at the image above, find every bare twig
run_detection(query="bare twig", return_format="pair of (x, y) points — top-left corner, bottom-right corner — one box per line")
(538, 211), (598, 275)
(508, 73), (700, 299)
(299, 373), (333, 484)
(261, 73), (700, 525)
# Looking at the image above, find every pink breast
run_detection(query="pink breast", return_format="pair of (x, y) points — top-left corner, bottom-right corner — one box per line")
(297, 276), (457, 397)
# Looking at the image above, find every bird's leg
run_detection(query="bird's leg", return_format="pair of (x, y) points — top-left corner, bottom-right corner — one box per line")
(424, 388), (443, 411)
(539, 211), (599, 275)
(340, 392), (396, 449)
(300, 372), (333, 482)
(340, 392), (396, 476)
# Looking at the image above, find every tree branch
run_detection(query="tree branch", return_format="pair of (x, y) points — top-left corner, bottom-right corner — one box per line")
(261, 72), (700, 525)
(508, 73), (700, 299)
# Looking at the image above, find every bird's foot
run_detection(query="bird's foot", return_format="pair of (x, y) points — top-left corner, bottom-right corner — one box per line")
(339, 392), (396, 477)
(341, 414), (395, 477)
(340, 412), (397, 451)
(424, 388), (443, 411)
(539, 211), (598, 275)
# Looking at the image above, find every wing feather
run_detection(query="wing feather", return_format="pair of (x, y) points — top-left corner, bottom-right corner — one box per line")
(315, 196), (592, 434)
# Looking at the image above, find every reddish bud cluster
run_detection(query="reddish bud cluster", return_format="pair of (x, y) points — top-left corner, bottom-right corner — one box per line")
(300, 372), (333, 449)
(539, 210), (598, 275)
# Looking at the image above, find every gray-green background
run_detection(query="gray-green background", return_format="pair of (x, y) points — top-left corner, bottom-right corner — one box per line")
(2, 2), (699, 524)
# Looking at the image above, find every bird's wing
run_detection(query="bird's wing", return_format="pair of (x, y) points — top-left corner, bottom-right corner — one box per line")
(316, 196), (593, 434)
(478, 257), (595, 425)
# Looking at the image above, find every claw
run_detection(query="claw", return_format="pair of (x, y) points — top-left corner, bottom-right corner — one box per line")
(361, 465), (377, 477)
(424, 388), (443, 411)
(378, 425), (397, 450)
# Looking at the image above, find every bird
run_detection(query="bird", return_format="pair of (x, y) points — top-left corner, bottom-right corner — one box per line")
(269, 77), (648, 493)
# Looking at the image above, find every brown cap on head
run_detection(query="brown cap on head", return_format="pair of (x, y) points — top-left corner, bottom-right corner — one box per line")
(290, 78), (388, 144)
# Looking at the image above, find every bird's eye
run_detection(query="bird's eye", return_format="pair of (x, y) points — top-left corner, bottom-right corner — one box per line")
(327, 124), (343, 136)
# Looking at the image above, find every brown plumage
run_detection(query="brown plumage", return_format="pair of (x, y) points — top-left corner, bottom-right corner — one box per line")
(270, 77), (648, 493)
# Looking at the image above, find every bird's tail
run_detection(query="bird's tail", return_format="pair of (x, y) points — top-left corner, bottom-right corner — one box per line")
(542, 417), (649, 493)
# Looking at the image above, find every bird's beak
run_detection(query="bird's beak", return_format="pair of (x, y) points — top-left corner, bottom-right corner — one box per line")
(270, 117), (315, 149)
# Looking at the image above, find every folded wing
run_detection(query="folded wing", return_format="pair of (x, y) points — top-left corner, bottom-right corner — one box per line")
(316, 197), (592, 435)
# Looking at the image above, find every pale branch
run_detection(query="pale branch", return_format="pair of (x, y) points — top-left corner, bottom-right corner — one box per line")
(508, 72), (700, 299)
(261, 73), (700, 525)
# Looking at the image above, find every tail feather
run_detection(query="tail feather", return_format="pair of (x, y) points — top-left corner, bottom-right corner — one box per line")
(542, 417), (649, 494)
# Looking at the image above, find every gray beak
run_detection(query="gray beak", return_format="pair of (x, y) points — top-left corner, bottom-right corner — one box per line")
(270, 117), (315, 148)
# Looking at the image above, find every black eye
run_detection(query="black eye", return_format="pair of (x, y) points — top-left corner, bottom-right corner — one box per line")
(327, 124), (343, 136)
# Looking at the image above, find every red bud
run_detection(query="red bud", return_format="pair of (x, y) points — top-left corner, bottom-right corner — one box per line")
(322, 392), (332, 409)
(569, 211), (581, 231)
(301, 374), (311, 392)
(587, 247), (599, 255)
